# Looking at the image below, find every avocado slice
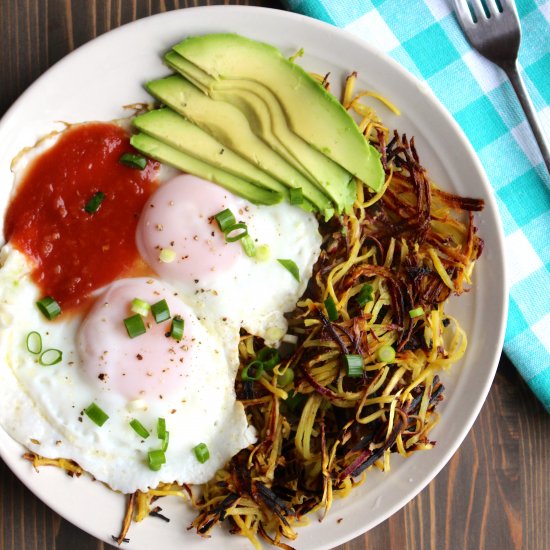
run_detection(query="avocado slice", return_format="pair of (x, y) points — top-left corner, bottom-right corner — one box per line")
(165, 51), (356, 212)
(146, 75), (333, 215)
(130, 133), (283, 206)
(171, 33), (384, 191)
(133, 108), (288, 196)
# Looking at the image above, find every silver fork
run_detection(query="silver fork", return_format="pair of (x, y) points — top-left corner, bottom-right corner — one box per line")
(453, 0), (550, 173)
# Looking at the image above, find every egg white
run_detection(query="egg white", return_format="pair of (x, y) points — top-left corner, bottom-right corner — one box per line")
(0, 245), (255, 493)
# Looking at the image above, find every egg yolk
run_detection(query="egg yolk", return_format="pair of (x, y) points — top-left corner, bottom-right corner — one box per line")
(136, 174), (247, 286)
(77, 278), (209, 401)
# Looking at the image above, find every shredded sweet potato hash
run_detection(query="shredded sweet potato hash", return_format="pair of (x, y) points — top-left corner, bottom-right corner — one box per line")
(24, 73), (484, 549)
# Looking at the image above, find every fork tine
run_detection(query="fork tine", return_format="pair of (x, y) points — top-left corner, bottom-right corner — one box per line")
(470, 0), (489, 21)
(452, 0), (475, 25)
(484, 0), (502, 17)
(499, 0), (520, 18)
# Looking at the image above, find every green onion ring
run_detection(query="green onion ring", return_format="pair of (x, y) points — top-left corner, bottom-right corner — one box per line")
(241, 360), (265, 381)
(39, 349), (63, 366)
(224, 222), (248, 242)
(26, 331), (42, 355)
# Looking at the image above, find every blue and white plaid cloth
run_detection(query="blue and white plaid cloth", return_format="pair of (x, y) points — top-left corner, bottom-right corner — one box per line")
(284, 0), (550, 412)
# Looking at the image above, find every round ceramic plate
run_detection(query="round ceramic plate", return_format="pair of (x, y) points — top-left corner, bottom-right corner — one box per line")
(0, 6), (507, 549)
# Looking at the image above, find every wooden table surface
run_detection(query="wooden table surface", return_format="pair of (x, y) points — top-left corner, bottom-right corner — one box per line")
(0, 1), (548, 549)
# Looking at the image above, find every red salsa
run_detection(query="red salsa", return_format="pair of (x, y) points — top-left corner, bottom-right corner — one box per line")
(4, 122), (158, 311)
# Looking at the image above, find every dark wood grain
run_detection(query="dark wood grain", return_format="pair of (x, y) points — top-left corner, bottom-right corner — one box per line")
(1, 2), (549, 549)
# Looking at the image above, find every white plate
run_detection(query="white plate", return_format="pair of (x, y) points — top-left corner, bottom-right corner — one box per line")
(0, 6), (507, 549)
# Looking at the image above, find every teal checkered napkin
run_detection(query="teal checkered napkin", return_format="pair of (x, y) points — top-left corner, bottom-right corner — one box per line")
(283, 0), (550, 412)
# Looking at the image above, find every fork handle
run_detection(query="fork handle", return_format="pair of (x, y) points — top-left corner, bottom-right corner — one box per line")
(504, 63), (550, 174)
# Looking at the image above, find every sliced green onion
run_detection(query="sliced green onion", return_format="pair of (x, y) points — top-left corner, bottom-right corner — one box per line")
(277, 259), (300, 282)
(157, 417), (167, 440)
(36, 296), (61, 320)
(256, 244), (271, 262)
(241, 234), (256, 257)
(84, 191), (106, 214)
(159, 248), (176, 263)
(376, 345), (396, 363)
(151, 299), (170, 323)
(170, 316), (184, 341)
(214, 208), (236, 232)
(409, 307), (424, 318)
(282, 333), (298, 345)
(241, 360), (265, 381)
(26, 331), (42, 355)
(84, 403), (109, 427)
(130, 419), (150, 439)
(324, 295), (338, 321)
(131, 298), (150, 317)
(356, 284), (373, 307)
(119, 152), (147, 170)
(124, 314), (146, 338)
(161, 431), (170, 452)
(277, 367), (295, 387)
(289, 187), (304, 205)
(257, 347), (280, 370)
(147, 449), (166, 471)
(225, 222), (248, 242)
(344, 354), (363, 378)
(284, 390), (306, 413)
(193, 442), (210, 464)
(39, 348), (62, 366)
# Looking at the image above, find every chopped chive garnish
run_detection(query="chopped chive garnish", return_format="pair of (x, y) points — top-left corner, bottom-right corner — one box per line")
(256, 244), (271, 262)
(282, 333), (298, 345)
(124, 314), (146, 338)
(214, 209), (236, 232)
(224, 222), (248, 242)
(409, 307), (424, 318)
(119, 152), (147, 169)
(277, 367), (295, 387)
(151, 299), (170, 323)
(26, 331), (42, 355)
(241, 234), (256, 257)
(157, 417), (167, 440)
(344, 354), (363, 378)
(277, 259), (300, 282)
(147, 449), (166, 471)
(36, 296), (61, 320)
(376, 345), (396, 363)
(241, 360), (265, 381)
(130, 419), (150, 439)
(39, 348), (62, 366)
(131, 298), (150, 317)
(289, 187), (304, 205)
(161, 431), (170, 452)
(159, 248), (176, 263)
(193, 443), (210, 464)
(84, 403), (109, 427)
(84, 191), (106, 214)
(170, 316), (184, 341)
(324, 295), (338, 321)
(284, 390), (306, 413)
(356, 284), (373, 307)
(257, 347), (280, 370)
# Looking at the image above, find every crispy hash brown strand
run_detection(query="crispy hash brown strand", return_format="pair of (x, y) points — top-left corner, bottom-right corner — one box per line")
(22, 74), (484, 549)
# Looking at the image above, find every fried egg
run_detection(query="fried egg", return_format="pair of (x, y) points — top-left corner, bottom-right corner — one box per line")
(0, 128), (322, 496)
(136, 174), (322, 345)
(0, 246), (254, 493)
